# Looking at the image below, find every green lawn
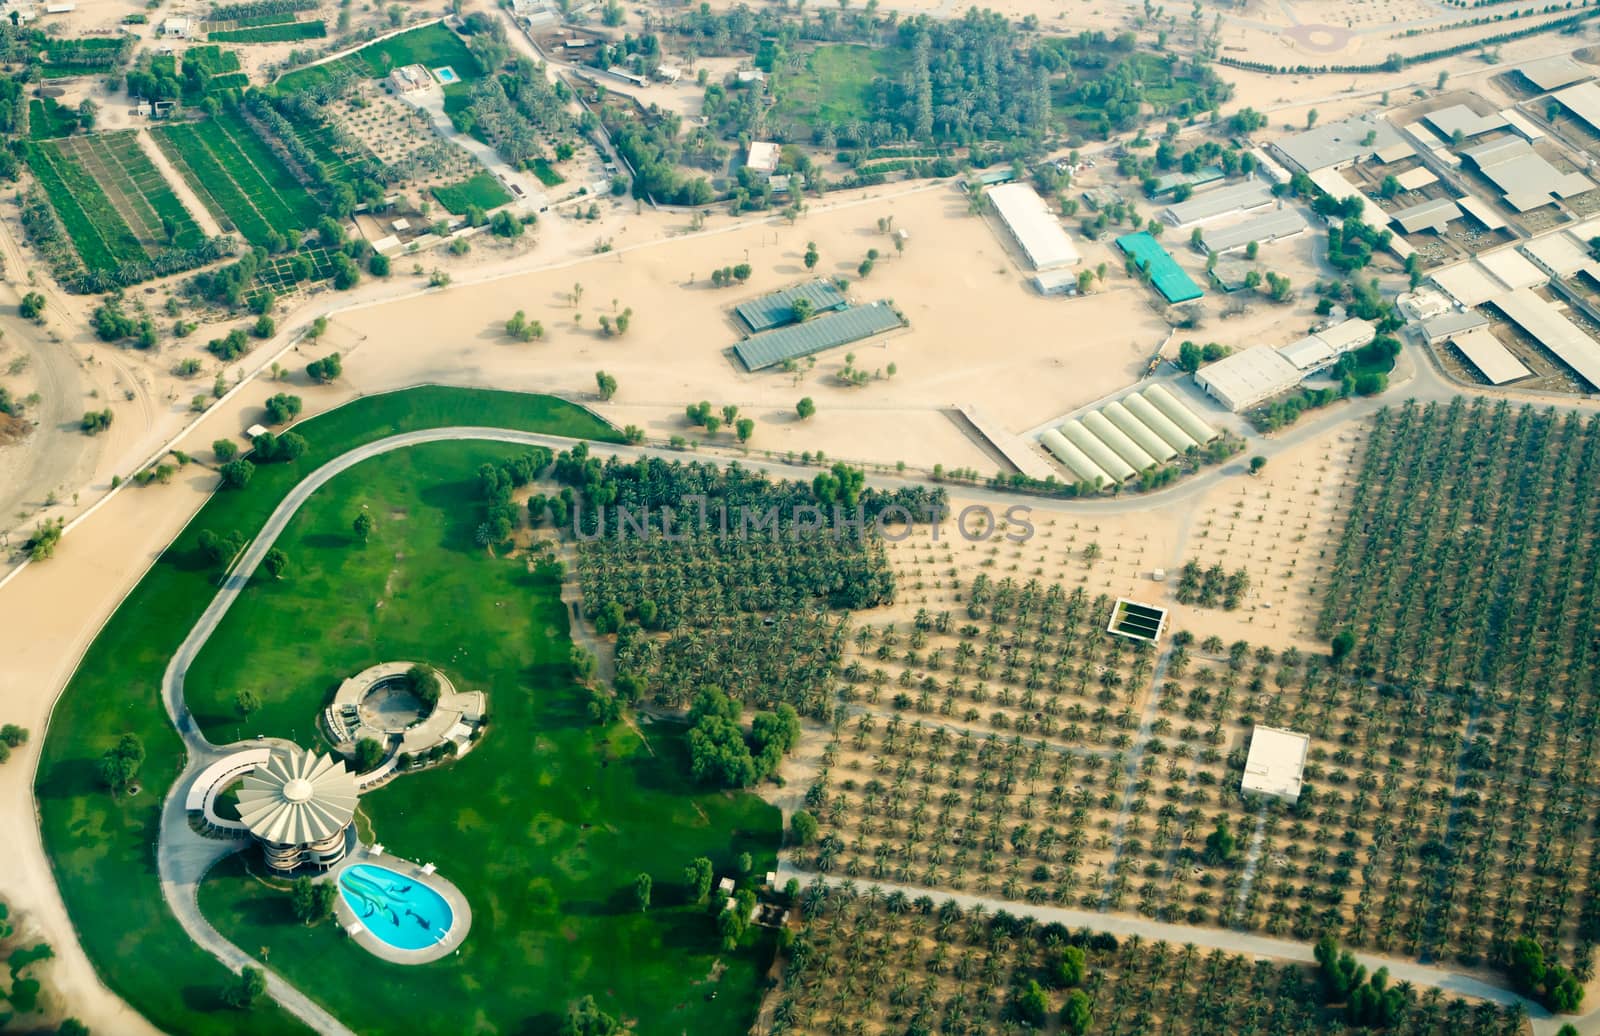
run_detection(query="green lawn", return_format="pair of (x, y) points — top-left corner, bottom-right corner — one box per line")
(190, 441), (781, 1035)
(276, 22), (481, 92)
(773, 44), (908, 132)
(430, 170), (512, 214)
(35, 388), (620, 1036)
(531, 157), (565, 186)
(210, 20), (326, 43)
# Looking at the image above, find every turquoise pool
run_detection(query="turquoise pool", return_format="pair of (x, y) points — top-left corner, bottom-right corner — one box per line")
(339, 863), (453, 952)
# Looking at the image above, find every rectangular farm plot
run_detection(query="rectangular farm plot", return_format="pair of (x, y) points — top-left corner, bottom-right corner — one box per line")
(430, 171), (512, 214)
(210, 20), (327, 43)
(153, 110), (323, 247)
(54, 133), (207, 251)
(25, 141), (149, 274)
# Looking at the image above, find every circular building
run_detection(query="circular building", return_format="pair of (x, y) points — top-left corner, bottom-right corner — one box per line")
(237, 745), (358, 872)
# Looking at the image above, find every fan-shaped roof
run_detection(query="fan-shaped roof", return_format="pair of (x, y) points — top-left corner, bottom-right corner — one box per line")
(237, 746), (358, 845)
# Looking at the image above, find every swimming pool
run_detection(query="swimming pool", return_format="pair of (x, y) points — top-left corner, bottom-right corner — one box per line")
(432, 66), (459, 84)
(339, 863), (454, 951)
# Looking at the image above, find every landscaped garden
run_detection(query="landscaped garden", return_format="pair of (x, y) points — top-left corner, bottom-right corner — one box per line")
(275, 21), (482, 93)
(430, 169), (511, 214)
(35, 389), (621, 1036)
(188, 441), (780, 1034)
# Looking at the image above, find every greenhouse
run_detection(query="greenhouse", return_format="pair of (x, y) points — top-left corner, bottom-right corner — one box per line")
(1143, 385), (1220, 443)
(1123, 393), (1198, 453)
(1040, 428), (1111, 486)
(1102, 400), (1177, 462)
(733, 301), (903, 371)
(1061, 420), (1136, 483)
(1115, 233), (1204, 303)
(1083, 410), (1157, 471)
(734, 280), (849, 333)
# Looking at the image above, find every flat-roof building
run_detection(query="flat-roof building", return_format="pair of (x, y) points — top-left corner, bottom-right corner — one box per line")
(1500, 108), (1546, 143)
(1161, 180), (1273, 227)
(1277, 318), (1377, 372)
(1458, 195), (1508, 231)
(1421, 105), (1509, 143)
(1451, 327), (1532, 384)
(1306, 167), (1363, 207)
(1516, 55), (1592, 92)
(1552, 81), (1600, 137)
(1460, 137), (1595, 212)
(1271, 113), (1408, 173)
(1390, 197), (1463, 234)
(985, 183), (1080, 270)
(1201, 208), (1307, 255)
(1418, 309), (1488, 344)
(1394, 166), (1438, 191)
(1521, 231), (1600, 279)
(1488, 288), (1600, 390)
(746, 141), (780, 176)
(1194, 347), (1302, 411)
(1242, 726), (1309, 804)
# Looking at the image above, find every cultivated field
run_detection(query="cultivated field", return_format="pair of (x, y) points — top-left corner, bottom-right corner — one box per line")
(152, 110), (323, 247)
(430, 169), (512, 213)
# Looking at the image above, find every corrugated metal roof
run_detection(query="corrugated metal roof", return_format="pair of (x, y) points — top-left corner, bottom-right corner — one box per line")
(1450, 327), (1532, 384)
(237, 746), (357, 846)
(1194, 347), (1302, 411)
(1517, 55), (1591, 92)
(1162, 180), (1273, 226)
(1202, 208), (1308, 254)
(987, 183), (1080, 270)
(1461, 137), (1595, 212)
(1271, 114), (1406, 173)
(1391, 197), (1462, 234)
(1490, 288), (1600, 389)
(1458, 195), (1507, 230)
(733, 302), (902, 371)
(1422, 105), (1508, 142)
(1115, 232), (1203, 303)
(734, 280), (848, 333)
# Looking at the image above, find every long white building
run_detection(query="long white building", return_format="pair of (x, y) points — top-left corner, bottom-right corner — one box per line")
(985, 183), (1080, 270)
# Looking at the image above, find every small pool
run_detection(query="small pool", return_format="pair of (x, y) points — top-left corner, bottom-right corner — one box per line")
(339, 863), (454, 952)
(432, 66), (459, 84)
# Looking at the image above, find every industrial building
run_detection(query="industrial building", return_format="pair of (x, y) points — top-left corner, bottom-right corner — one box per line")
(1306, 167), (1363, 208)
(1270, 113), (1409, 173)
(1432, 247), (1549, 308)
(1193, 347), (1302, 411)
(1390, 197), (1463, 235)
(1277, 318), (1377, 372)
(1393, 166), (1437, 192)
(1553, 81), (1600, 137)
(1459, 137), (1595, 212)
(1241, 726), (1310, 804)
(1200, 208), (1308, 255)
(1487, 288), (1600, 390)
(1115, 232), (1203, 303)
(1459, 195), (1508, 231)
(1520, 229), (1600, 280)
(1417, 309), (1489, 344)
(1450, 327), (1532, 385)
(734, 280), (848, 333)
(1161, 181), (1273, 227)
(1421, 105), (1509, 143)
(985, 183), (1080, 270)
(1516, 55), (1593, 92)
(733, 301), (902, 371)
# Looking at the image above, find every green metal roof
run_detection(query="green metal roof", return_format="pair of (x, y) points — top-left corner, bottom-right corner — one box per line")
(734, 280), (850, 333)
(1115, 232), (1204, 304)
(734, 302), (903, 371)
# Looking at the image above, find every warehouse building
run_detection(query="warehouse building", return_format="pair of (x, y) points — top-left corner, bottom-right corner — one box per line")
(1417, 309), (1489, 344)
(1487, 288), (1600, 389)
(1520, 230), (1600, 280)
(1390, 197), (1463, 235)
(1161, 180), (1273, 227)
(1421, 105), (1509, 143)
(1201, 208), (1308, 255)
(985, 183), (1080, 270)
(1242, 726), (1310, 804)
(1459, 137), (1595, 212)
(1552, 81), (1600, 138)
(1450, 327), (1532, 385)
(1459, 195), (1508, 231)
(1278, 318), (1377, 372)
(1306, 167), (1364, 208)
(1115, 232), (1203, 303)
(1516, 55), (1592, 92)
(1194, 347), (1302, 411)
(1271, 113), (1409, 173)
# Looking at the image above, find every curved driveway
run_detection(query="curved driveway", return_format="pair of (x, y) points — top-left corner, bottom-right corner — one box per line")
(157, 418), (1600, 1035)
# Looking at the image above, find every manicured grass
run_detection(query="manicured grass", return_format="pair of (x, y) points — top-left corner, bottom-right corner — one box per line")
(28, 97), (79, 140)
(36, 389), (620, 1036)
(430, 170), (512, 214)
(531, 156), (565, 186)
(190, 441), (781, 1036)
(153, 109), (323, 245)
(211, 20), (326, 43)
(276, 22), (481, 92)
(774, 44), (909, 131)
(25, 140), (147, 273)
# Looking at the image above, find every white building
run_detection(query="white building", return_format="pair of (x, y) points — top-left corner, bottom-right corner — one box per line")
(1193, 347), (1302, 411)
(1241, 726), (1310, 804)
(389, 64), (432, 93)
(160, 15), (192, 37)
(985, 182), (1080, 271)
(746, 141), (781, 177)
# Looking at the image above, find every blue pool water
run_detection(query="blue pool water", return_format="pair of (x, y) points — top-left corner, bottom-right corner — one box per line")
(339, 864), (453, 951)
(433, 66), (459, 84)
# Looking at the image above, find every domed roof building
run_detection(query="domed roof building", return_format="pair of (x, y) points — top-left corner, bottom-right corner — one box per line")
(237, 746), (358, 872)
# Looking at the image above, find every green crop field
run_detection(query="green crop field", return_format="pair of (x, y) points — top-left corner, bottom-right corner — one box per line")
(25, 139), (150, 273)
(276, 21), (481, 92)
(532, 156), (565, 186)
(188, 440), (780, 1036)
(153, 109), (323, 246)
(210, 20), (326, 43)
(55, 132), (207, 251)
(35, 389), (621, 1036)
(28, 97), (80, 139)
(430, 170), (511, 213)
(772, 45), (909, 134)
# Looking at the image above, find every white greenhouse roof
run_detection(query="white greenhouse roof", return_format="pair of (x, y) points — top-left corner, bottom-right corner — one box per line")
(1242, 726), (1309, 802)
(1450, 327), (1532, 385)
(1194, 347), (1302, 411)
(987, 183), (1080, 270)
(1489, 288), (1600, 390)
(1142, 384), (1219, 443)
